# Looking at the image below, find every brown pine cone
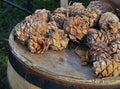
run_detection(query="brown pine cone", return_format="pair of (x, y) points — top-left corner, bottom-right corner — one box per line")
(25, 9), (51, 23)
(30, 21), (48, 37)
(88, 41), (112, 63)
(46, 21), (69, 51)
(15, 9), (50, 45)
(45, 21), (58, 39)
(88, 42), (120, 78)
(82, 8), (101, 27)
(47, 21), (58, 31)
(28, 36), (48, 53)
(108, 39), (120, 53)
(53, 7), (67, 15)
(47, 29), (69, 51)
(63, 16), (89, 42)
(87, 1), (113, 13)
(15, 20), (48, 45)
(111, 52), (120, 62)
(99, 12), (120, 33)
(93, 58), (120, 78)
(69, 2), (85, 16)
(14, 21), (30, 44)
(86, 29), (120, 47)
(51, 13), (66, 29)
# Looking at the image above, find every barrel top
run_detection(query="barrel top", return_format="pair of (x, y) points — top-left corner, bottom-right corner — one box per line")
(9, 28), (120, 88)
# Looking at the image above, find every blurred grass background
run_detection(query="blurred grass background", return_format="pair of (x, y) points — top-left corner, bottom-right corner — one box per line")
(0, 0), (90, 89)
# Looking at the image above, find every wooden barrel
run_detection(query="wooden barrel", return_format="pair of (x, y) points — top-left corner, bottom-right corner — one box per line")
(7, 60), (41, 89)
(7, 26), (120, 89)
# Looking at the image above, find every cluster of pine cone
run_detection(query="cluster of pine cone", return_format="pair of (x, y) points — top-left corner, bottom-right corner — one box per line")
(14, 9), (69, 53)
(14, 1), (120, 78)
(85, 1), (120, 78)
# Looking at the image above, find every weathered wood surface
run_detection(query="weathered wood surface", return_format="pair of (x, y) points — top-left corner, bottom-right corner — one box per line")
(7, 61), (41, 89)
(60, 0), (68, 8)
(8, 27), (120, 88)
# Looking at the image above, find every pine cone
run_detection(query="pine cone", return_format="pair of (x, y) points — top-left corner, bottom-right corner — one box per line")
(99, 12), (120, 33)
(25, 9), (51, 23)
(83, 8), (101, 27)
(86, 29), (120, 47)
(88, 41), (112, 63)
(28, 36), (48, 53)
(111, 52), (120, 62)
(46, 21), (69, 50)
(108, 39), (120, 53)
(93, 58), (120, 78)
(15, 9), (50, 45)
(48, 30), (69, 51)
(45, 21), (58, 39)
(63, 16), (89, 42)
(15, 20), (48, 45)
(53, 7), (67, 15)
(51, 13), (66, 29)
(47, 21), (58, 31)
(87, 1), (113, 13)
(88, 42), (120, 78)
(69, 2), (85, 16)
(14, 21), (30, 44)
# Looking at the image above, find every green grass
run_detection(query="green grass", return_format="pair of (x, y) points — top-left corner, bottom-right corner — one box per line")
(0, 0), (89, 89)
(0, 2), (26, 89)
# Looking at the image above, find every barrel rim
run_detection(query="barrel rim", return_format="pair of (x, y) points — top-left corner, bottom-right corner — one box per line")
(8, 23), (120, 88)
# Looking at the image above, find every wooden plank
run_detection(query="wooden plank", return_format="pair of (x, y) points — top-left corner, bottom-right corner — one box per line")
(60, 0), (68, 8)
